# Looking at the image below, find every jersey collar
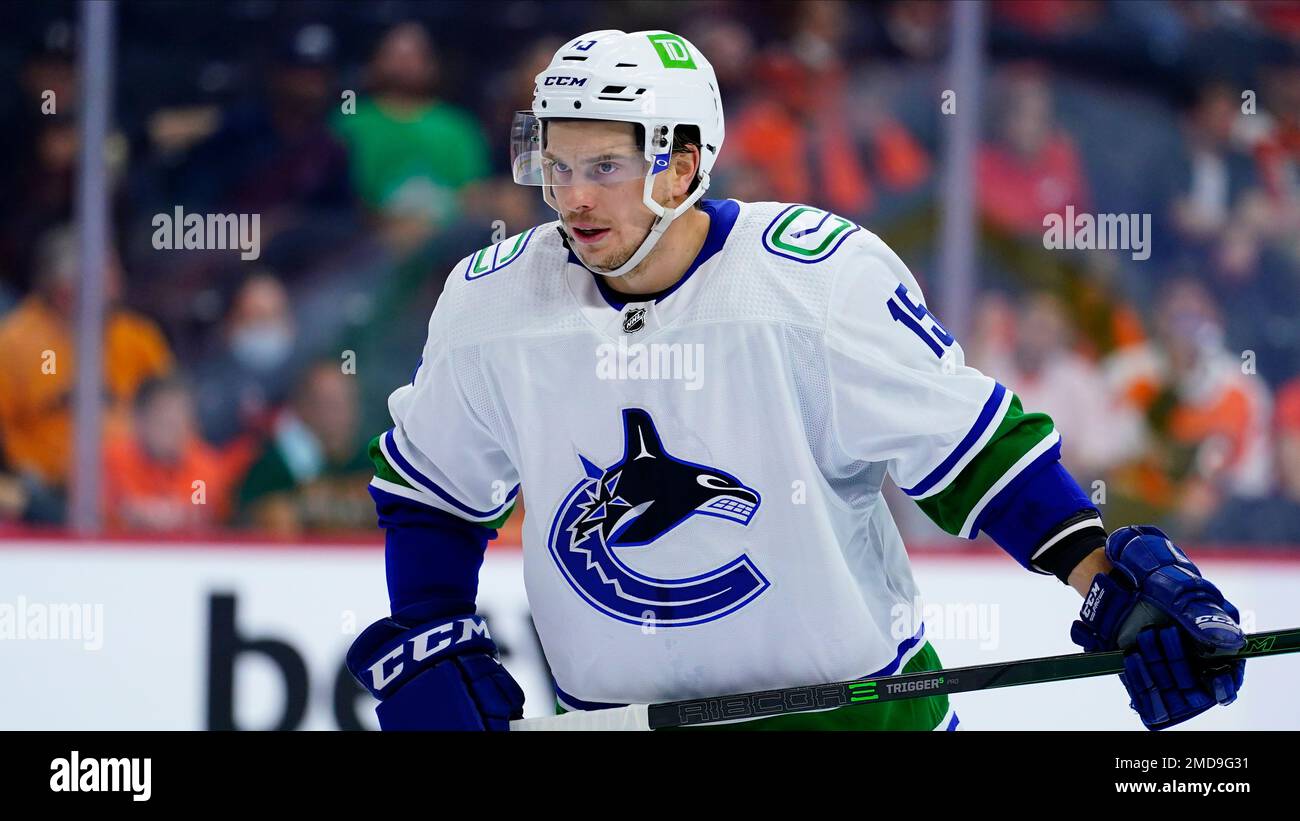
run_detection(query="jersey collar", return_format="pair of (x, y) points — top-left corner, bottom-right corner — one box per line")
(565, 198), (741, 310)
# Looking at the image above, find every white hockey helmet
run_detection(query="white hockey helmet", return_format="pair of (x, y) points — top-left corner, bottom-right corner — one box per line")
(509, 29), (725, 277)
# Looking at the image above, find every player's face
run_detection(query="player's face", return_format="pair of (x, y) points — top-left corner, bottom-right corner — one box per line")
(544, 120), (670, 272)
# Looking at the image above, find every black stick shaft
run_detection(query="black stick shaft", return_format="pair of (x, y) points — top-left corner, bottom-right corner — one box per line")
(646, 628), (1299, 730)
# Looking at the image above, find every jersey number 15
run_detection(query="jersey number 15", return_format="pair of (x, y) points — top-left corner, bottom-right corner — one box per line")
(886, 283), (955, 358)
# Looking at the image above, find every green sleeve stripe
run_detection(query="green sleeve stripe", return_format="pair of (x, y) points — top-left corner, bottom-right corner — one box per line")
(915, 394), (1057, 537)
(481, 503), (517, 531)
(369, 434), (413, 489)
(368, 434), (518, 532)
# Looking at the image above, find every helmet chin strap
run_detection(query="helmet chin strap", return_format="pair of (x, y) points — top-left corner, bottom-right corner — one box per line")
(551, 170), (712, 280)
(562, 212), (669, 279)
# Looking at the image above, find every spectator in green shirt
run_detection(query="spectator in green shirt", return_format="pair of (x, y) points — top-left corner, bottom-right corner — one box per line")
(332, 21), (491, 248)
(236, 360), (373, 536)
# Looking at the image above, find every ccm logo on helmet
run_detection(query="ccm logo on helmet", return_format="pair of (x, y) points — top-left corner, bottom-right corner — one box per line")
(544, 76), (587, 87)
(366, 617), (491, 691)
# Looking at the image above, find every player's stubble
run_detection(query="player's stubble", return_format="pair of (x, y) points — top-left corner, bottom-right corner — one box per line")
(571, 209), (664, 288)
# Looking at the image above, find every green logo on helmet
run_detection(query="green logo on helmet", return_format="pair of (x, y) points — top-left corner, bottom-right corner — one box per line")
(648, 33), (697, 69)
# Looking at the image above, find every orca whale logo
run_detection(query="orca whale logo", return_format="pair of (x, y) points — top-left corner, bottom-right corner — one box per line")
(547, 408), (769, 627)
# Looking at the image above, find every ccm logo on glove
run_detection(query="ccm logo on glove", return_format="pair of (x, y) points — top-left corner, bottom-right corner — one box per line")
(366, 617), (491, 692)
(1195, 614), (1237, 627)
(1082, 582), (1105, 620)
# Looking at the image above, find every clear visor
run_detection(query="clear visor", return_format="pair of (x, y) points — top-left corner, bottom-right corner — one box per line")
(510, 111), (655, 187)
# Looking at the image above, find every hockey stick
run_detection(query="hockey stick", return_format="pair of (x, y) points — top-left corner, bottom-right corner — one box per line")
(509, 627), (1300, 731)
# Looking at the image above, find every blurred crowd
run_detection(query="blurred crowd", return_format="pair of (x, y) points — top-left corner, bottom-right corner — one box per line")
(0, 0), (1297, 545)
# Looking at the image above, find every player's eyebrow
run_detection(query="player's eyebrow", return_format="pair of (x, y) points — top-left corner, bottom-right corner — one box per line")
(541, 149), (639, 163)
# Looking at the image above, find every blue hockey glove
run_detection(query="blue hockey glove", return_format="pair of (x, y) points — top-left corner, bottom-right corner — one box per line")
(347, 614), (525, 731)
(1070, 525), (1246, 730)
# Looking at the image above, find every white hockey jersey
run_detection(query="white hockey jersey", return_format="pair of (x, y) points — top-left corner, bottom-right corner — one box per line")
(370, 199), (1059, 719)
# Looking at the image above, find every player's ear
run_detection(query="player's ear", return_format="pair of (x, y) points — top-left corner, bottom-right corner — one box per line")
(670, 144), (700, 201)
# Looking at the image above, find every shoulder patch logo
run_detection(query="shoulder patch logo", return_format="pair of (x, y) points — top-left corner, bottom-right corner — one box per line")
(464, 226), (539, 281)
(761, 205), (860, 264)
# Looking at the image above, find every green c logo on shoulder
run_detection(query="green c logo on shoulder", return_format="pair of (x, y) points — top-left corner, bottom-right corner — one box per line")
(465, 227), (537, 281)
(762, 205), (860, 263)
(648, 33), (697, 69)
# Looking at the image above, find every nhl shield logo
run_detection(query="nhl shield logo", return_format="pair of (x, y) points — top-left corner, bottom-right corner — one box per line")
(622, 306), (647, 333)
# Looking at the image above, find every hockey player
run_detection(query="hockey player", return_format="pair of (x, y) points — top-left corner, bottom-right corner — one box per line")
(346, 30), (1246, 730)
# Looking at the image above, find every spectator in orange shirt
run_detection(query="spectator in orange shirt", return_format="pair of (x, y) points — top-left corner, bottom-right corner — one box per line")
(1108, 279), (1274, 534)
(1202, 376), (1300, 542)
(103, 376), (250, 532)
(724, 48), (930, 223)
(1155, 280), (1272, 498)
(0, 225), (173, 521)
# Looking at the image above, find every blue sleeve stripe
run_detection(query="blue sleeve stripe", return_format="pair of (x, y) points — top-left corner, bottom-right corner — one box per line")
(554, 682), (628, 712)
(962, 431), (1064, 541)
(381, 428), (518, 521)
(863, 623), (926, 677)
(903, 382), (1008, 499)
(973, 454), (1100, 573)
(368, 482), (491, 621)
(369, 476), (439, 509)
